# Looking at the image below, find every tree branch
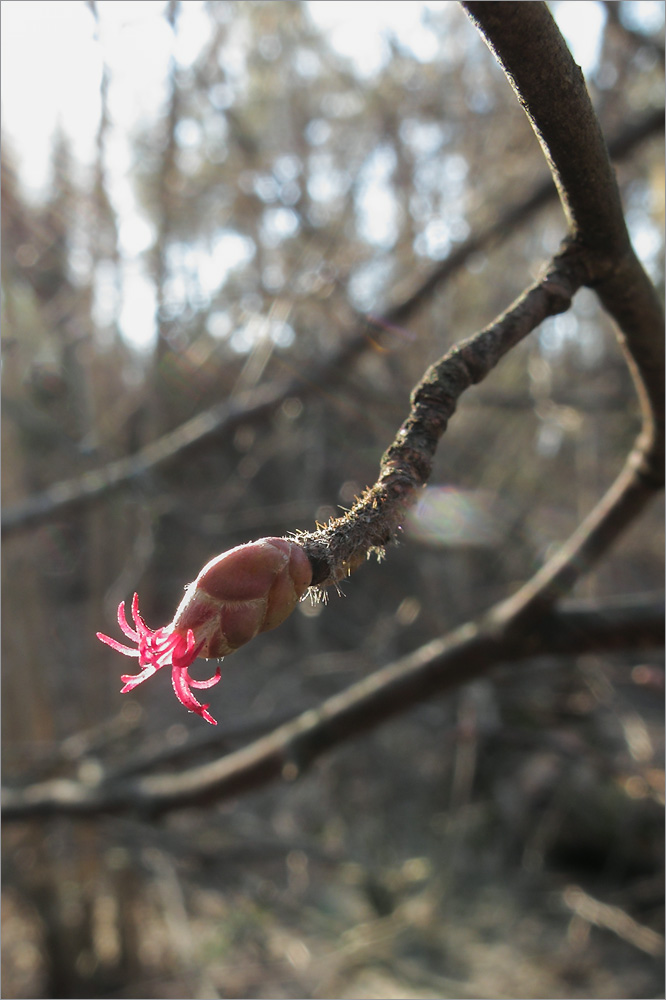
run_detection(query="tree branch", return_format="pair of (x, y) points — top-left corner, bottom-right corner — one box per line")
(3, 104), (661, 538)
(298, 246), (587, 587)
(459, 2), (664, 628)
(299, 2), (663, 591)
(2, 593), (662, 821)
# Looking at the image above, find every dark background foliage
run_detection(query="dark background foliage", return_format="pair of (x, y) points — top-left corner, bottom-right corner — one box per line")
(2, 2), (664, 997)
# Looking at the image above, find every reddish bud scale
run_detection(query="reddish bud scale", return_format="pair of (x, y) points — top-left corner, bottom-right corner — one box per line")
(97, 538), (312, 725)
(172, 537), (312, 657)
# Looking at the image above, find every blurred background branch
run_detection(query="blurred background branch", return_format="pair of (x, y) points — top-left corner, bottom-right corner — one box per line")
(3, 593), (663, 821)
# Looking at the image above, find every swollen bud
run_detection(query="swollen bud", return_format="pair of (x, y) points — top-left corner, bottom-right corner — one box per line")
(172, 537), (313, 657)
(97, 537), (312, 725)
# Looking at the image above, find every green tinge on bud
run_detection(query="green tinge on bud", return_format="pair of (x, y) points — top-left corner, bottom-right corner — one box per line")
(171, 537), (312, 658)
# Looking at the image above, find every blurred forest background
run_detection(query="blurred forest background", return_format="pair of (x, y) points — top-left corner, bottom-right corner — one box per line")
(1, 2), (664, 998)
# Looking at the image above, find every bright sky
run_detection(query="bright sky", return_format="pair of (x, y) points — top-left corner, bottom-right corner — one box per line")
(0, 0), (614, 195)
(1, 1), (661, 349)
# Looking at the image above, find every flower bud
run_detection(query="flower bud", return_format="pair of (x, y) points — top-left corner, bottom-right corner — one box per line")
(172, 537), (313, 657)
(97, 537), (312, 724)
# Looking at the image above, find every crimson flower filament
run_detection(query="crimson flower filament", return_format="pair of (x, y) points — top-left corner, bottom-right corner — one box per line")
(97, 537), (313, 726)
(97, 593), (221, 725)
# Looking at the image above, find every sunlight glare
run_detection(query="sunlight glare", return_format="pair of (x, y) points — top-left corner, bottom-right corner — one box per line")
(551, 1), (606, 74)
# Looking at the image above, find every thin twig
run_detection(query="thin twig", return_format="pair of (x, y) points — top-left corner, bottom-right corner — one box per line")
(302, 2), (663, 596)
(2, 106), (662, 538)
(563, 884), (665, 957)
(297, 246), (588, 588)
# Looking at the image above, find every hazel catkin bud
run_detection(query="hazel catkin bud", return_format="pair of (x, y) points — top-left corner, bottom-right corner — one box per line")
(171, 537), (313, 658)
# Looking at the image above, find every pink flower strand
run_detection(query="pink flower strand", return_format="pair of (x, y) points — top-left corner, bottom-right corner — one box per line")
(97, 537), (313, 726)
(97, 593), (220, 725)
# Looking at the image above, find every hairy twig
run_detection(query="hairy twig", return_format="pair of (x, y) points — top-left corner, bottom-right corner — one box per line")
(297, 247), (587, 588)
(2, 106), (662, 538)
(2, 593), (662, 820)
(300, 2), (663, 592)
